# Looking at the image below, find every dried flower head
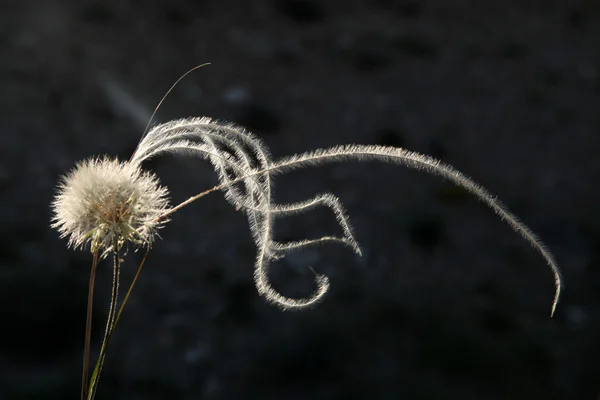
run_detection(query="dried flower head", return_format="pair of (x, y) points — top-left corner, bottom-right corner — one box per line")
(51, 157), (170, 257)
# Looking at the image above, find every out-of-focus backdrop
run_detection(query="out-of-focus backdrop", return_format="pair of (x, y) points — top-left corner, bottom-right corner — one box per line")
(1, 0), (599, 399)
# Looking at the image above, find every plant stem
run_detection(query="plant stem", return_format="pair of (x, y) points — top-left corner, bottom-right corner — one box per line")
(158, 184), (221, 220)
(81, 251), (99, 400)
(87, 247), (151, 400)
(87, 250), (121, 400)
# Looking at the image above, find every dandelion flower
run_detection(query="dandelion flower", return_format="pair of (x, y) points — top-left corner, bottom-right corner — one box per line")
(51, 157), (170, 257)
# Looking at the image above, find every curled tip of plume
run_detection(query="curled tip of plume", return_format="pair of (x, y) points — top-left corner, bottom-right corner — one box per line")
(51, 157), (171, 257)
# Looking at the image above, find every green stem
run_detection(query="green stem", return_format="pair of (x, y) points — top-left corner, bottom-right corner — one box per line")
(87, 250), (121, 400)
(87, 247), (151, 399)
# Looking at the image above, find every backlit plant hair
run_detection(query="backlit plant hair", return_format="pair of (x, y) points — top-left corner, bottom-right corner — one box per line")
(51, 65), (562, 400)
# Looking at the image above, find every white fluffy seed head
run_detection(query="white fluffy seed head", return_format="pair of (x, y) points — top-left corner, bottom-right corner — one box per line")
(51, 157), (171, 257)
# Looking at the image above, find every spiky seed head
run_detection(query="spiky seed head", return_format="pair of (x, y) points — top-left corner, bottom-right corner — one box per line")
(51, 157), (171, 257)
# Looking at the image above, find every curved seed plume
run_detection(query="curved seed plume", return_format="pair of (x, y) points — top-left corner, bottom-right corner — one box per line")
(130, 117), (359, 308)
(130, 118), (561, 317)
(51, 65), (563, 400)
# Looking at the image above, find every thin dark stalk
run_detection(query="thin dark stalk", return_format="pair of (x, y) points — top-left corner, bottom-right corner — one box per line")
(81, 250), (99, 400)
(87, 250), (121, 400)
(128, 62), (211, 163)
(158, 185), (221, 220)
(88, 247), (151, 400)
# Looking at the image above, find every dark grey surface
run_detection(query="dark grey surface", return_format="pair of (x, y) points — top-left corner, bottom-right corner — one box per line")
(1, 0), (599, 399)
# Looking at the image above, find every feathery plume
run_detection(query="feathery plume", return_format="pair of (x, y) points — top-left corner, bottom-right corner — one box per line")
(50, 66), (563, 400)
(51, 157), (170, 258)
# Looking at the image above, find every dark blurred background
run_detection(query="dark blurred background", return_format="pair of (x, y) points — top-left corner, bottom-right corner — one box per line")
(1, 0), (599, 399)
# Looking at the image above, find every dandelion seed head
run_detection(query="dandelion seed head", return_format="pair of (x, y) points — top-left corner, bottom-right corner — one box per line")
(51, 157), (171, 257)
